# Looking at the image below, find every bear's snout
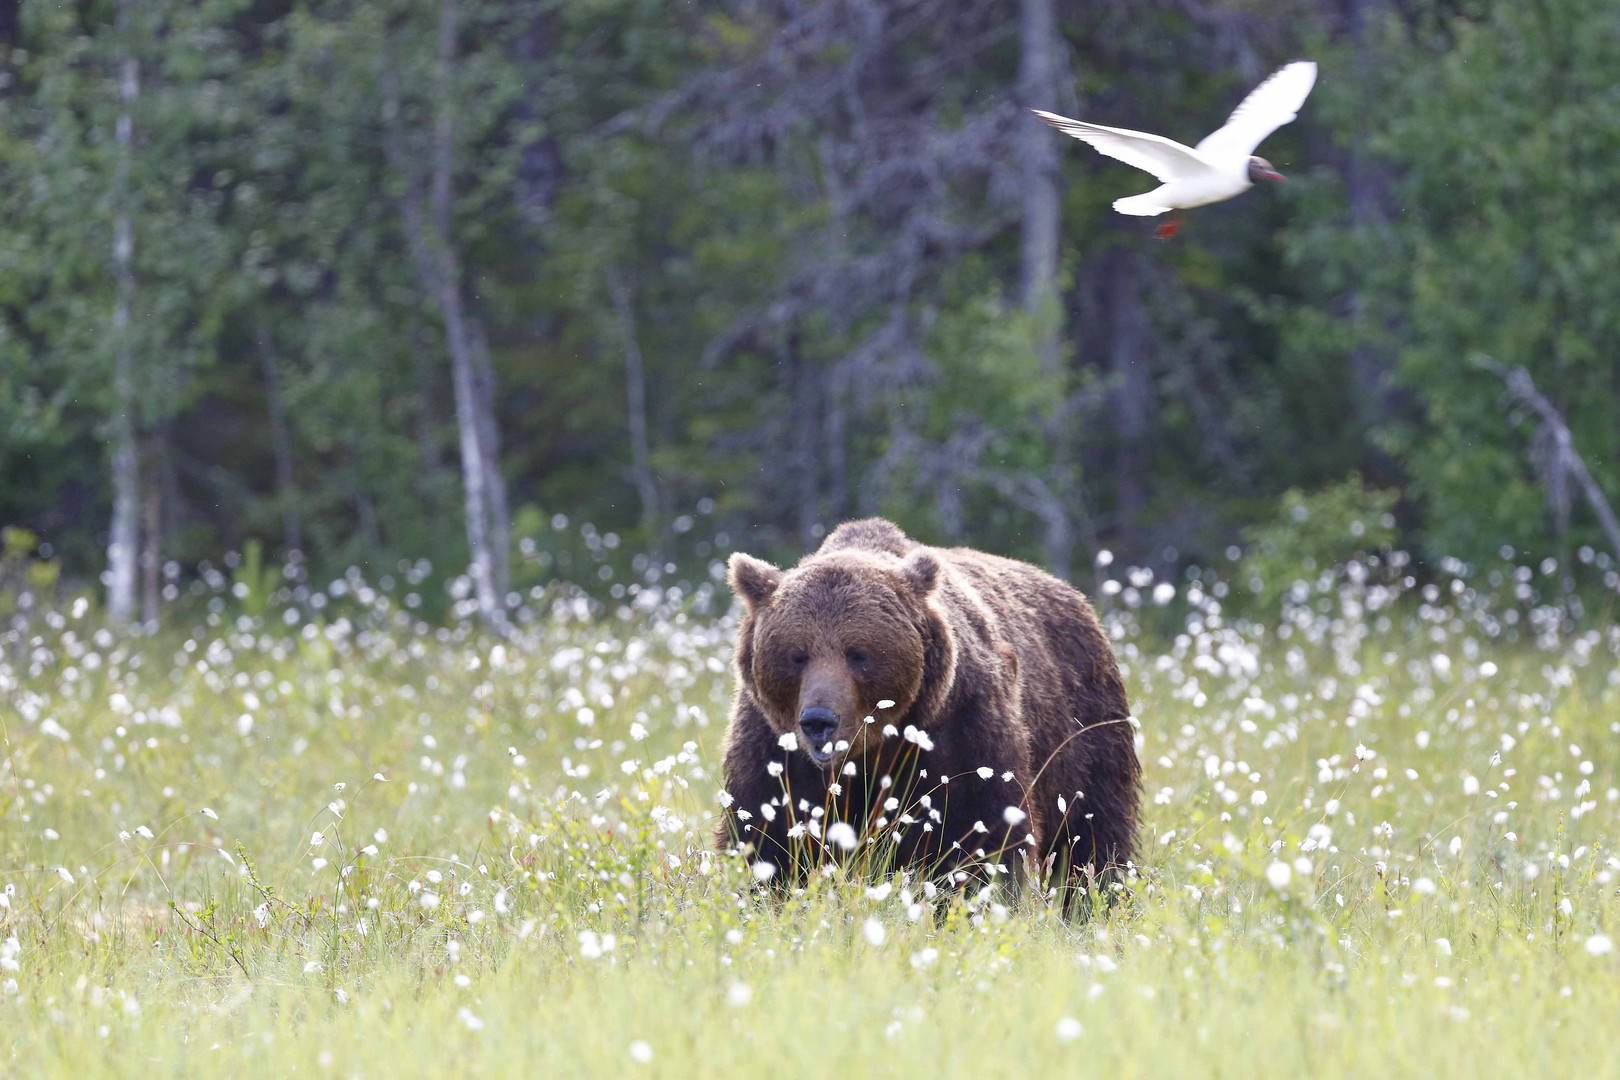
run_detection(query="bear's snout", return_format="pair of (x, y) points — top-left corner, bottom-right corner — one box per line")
(797, 706), (840, 761)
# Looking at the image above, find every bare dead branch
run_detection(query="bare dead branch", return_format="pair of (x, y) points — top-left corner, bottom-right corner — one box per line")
(1476, 355), (1620, 563)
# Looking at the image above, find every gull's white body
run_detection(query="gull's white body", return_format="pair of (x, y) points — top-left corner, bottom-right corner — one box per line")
(1033, 61), (1317, 217)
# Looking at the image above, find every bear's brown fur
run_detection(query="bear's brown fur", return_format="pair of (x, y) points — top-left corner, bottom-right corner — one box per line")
(715, 518), (1139, 893)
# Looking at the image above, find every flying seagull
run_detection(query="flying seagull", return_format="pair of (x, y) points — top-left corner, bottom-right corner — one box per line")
(1033, 60), (1317, 239)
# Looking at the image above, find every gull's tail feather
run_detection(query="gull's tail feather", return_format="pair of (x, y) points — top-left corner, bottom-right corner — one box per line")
(1113, 191), (1173, 217)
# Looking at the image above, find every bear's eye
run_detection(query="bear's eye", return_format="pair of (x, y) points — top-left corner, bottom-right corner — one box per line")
(788, 649), (809, 669)
(845, 647), (869, 668)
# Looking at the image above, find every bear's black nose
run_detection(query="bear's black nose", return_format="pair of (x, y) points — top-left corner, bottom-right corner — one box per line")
(798, 706), (840, 759)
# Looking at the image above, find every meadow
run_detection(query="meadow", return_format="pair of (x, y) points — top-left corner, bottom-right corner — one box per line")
(2, 550), (1619, 1078)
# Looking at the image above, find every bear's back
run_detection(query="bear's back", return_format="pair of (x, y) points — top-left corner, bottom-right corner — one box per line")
(816, 518), (917, 559)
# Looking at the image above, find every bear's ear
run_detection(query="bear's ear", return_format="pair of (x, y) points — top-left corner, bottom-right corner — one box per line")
(898, 550), (941, 599)
(728, 552), (783, 610)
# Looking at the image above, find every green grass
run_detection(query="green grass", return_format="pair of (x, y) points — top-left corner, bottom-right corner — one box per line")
(3, 566), (1619, 1078)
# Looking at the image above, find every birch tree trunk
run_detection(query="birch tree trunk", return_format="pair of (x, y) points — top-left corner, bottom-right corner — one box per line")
(430, 4), (500, 626)
(605, 268), (661, 552)
(1018, 0), (1076, 575)
(1018, 0), (1062, 375)
(106, 0), (140, 623)
(467, 317), (510, 595)
(387, 0), (505, 627)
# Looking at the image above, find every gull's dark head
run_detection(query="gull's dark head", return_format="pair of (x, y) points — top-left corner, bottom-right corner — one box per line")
(1247, 156), (1287, 183)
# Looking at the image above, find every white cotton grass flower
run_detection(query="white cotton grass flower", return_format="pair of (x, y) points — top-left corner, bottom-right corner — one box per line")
(778, 732), (798, 751)
(457, 1007), (484, 1031)
(1055, 1017), (1083, 1042)
(911, 948), (939, 970)
(1433, 938), (1452, 956)
(1585, 934), (1614, 957)
(134, 825), (154, 840)
(865, 882), (893, 902)
(579, 930), (617, 959)
(876, 699), (895, 710)
(199, 807), (218, 820)
(751, 861), (776, 882)
(863, 918), (887, 947)
(56, 867), (74, 885)
(1003, 806), (1027, 826)
(727, 982), (753, 1007)
(628, 1040), (653, 1064)
(902, 725), (935, 751)
(1265, 862), (1291, 890)
(1412, 877), (1437, 896)
(976, 767), (994, 779)
(825, 822), (858, 852)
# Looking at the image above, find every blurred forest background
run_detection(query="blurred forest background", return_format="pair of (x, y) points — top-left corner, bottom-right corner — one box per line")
(3, 0), (1620, 624)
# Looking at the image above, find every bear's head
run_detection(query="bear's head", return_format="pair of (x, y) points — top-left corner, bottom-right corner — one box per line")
(727, 547), (956, 770)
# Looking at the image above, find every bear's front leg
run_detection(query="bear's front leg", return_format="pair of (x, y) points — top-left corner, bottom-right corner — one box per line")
(715, 696), (829, 883)
(873, 731), (1032, 891)
(930, 764), (1033, 890)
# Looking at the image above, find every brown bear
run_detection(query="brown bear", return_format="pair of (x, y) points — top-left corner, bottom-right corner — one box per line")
(715, 518), (1139, 895)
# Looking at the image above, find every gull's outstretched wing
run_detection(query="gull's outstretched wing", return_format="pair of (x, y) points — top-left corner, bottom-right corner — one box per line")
(1032, 110), (1208, 183)
(1194, 61), (1317, 160)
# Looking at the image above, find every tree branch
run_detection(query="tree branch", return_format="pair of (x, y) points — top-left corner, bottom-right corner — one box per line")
(1476, 355), (1620, 562)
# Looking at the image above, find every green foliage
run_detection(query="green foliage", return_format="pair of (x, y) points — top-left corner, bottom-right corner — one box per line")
(1356, 0), (1620, 564)
(6, 0), (1620, 600)
(1239, 474), (1399, 605)
(0, 526), (61, 614)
